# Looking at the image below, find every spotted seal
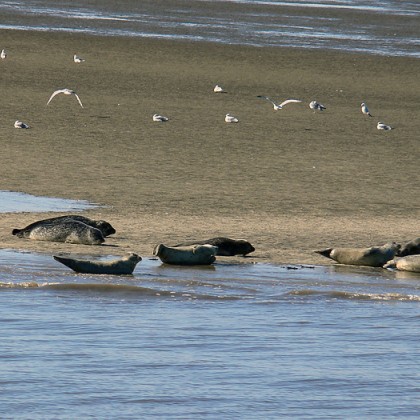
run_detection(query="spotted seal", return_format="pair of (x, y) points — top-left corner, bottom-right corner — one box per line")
(383, 255), (420, 273)
(12, 220), (105, 245)
(174, 237), (255, 256)
(398, 237), (420, 257)
(315, 242), (400, 267)
(12, 215), (115, 237)
(153, 243), (218, 265)
(53, 253), (142, 274)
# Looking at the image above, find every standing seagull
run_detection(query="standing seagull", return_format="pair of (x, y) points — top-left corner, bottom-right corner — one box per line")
(14, 120), (30, 129)
(73, 54), (85, 63)
(361, 102), (373, 117)
(225, 113), (239, 123)
(152, 114), (169, 122)
(257, 96), (302, 110)
(47, 88), (84, 108)
(377, 122), (392, 131)
(1, 49), (6, 59)
(309, 100), (326, 112)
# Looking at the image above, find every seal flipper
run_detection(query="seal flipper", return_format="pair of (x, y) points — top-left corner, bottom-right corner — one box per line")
(53, 255), (80, 272)
(315, 249), (333, 259)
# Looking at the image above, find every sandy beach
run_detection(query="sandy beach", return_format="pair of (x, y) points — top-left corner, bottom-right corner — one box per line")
(0, 29), (419, 264)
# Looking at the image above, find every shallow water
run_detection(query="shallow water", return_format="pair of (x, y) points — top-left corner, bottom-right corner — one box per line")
(1, 249), (419, 418)
(0, 190), (99, 213)
(0, 0), (419, 57)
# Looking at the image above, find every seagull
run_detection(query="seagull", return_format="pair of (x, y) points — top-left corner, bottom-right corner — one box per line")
(47, 88), (84, 108)
(225, 113), (239, 123)
(14, 120), (30, 129)
(361, 102), (373, 117)
(377, 122), (392, 130)
(1, 49), (6, 59)
(309, 101), (326, 111)
(153, 114), (169, 122)
(214, 85), (226, 93)
(73, 54), (85, 63)
(257, 96), (302, 110)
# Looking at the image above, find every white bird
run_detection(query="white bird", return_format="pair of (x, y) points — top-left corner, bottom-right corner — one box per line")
(1, 49), (6, 59)
(14, 120), (30, 129)
(377, 122), (392, 131)
(225, 113), (239, 123)
(214, 85), (226, 93)
(361, 102), (373, 117)
(47, 88), (84, 108)
(257, 96), (302, 110)
(73, 54), (85, 63)
(153, 114), (169, 122)
(309, 101), (326, 111)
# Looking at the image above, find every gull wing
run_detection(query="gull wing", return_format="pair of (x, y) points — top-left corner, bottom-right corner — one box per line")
(279, 99), (302, 107)
(257, 95), (278, 106)
(73, 93), (84, 108)
(47, 89), (65, 105)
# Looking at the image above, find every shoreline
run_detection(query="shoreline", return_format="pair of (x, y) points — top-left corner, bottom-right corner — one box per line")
(0, 29), (419, 265)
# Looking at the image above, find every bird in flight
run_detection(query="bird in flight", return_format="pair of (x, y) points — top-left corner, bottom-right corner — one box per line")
(257, 96), (302, 110)
(153, 114), (169, 122)
(361, 102), (373, 117)
(47, 89), (84, 108)
(309, 101), (326, 112)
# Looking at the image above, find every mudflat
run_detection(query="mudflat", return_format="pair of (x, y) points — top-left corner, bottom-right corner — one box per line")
(0, 29), (418, 264)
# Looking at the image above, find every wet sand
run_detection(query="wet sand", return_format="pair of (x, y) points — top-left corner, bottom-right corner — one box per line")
(0, 29), (419, 264)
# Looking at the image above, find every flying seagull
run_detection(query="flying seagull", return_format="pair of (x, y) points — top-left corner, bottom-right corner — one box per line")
(309, 100), (326, 112)
(225, 113), (239, 123)
(257, 96), (302, 110)
(47, 88), (84, 108)
(361, 102), (373, 117)
(73, 54), (85, 63)
(377, 122), (392, 130)
(153, 114), (169, 122)
(14, 120), (30, 129)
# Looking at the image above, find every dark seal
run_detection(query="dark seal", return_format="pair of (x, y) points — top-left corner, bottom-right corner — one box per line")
(174, 237), (255, 256)
(12, 215), (115, 238)
(398, 237), (420, 257)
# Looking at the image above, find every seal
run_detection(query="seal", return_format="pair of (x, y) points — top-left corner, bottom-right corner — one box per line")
(383, 255), (420, 273)
(12, 215), (115, 237)
(398, 237), (420, 257)
(174, 237), (255, 256)
(53, 253), (142, 275)
(12, 220), (105, 245)
(315, 242), (400, 267)
(153, 243), (218, 265)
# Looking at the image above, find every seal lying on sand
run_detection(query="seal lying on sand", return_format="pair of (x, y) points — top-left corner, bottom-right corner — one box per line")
(12, 215), (115, 237)
(398, 237), (420, 257)
(173, 237), (255, 256)
(53, 253), (142, 275)
(12, 220), (105, 245)
(383, 255), (420, 273)
(315, 242), (400, 267)
(153, 244), (218, 265)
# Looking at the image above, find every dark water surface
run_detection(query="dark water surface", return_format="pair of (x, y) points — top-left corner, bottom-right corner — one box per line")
(1, 250), (419, 418)
(0, 0), (419, 57)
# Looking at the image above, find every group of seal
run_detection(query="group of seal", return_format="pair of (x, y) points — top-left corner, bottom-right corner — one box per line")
(315, 237), (420, 273)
